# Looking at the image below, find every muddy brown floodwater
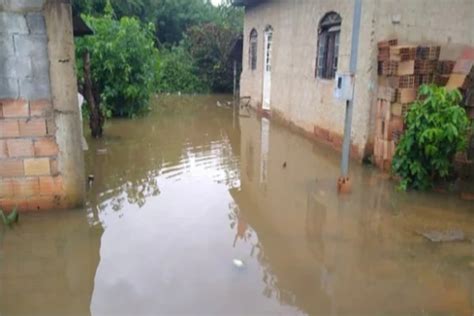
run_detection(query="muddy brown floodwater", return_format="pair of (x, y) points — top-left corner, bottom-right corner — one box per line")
(1, 95), (474, 316)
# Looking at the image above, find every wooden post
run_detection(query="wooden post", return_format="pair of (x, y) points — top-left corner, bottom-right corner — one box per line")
(83, 50), (104, 138)
(233, 59), (237, 101)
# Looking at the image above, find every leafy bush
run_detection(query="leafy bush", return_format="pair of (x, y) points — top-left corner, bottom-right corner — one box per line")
(75, 12), (159, 118)
(392, 85), (470, 190)
(155, 46), (207, 94)
(184, 22), (240, 92)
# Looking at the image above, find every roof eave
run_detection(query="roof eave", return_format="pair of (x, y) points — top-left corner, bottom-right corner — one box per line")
(232, 0), (263, 7)
(73, 15), (93, 37)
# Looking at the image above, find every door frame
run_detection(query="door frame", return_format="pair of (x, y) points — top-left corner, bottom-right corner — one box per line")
(262, 26), (273, 111)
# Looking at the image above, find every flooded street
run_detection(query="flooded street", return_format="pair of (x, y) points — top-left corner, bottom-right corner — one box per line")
(1, 95), (474, 315)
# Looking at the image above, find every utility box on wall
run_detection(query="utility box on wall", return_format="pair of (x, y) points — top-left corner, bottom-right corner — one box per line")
(334, 73), (354, 101)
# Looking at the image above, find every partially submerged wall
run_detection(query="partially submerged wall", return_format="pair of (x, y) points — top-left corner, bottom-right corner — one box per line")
(0, 0), (84, 211)
(240, 0), (474, 160)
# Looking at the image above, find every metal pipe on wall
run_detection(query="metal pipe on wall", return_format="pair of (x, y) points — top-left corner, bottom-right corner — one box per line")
(340, 0), (362, 178)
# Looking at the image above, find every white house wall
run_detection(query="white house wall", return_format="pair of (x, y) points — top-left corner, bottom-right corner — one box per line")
(240, 0), (474, 159)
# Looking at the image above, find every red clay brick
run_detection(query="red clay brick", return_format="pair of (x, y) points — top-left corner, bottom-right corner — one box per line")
(460, 47), (474, 60)
(0, 120), (20, 138)
(7, 139), (34, 158)
(45, 118), (56, 136)
(28, 196), (60, 211)
(0, 159), (24, 177)
(50, 158), (59, 175)
(0, 199), (29, 212)
(12, 177), (39, 197)
(0, 139), (7, 158)
(19, 119), (47, 137)
(24, 158), (50, 176)
(0, 99), (29, 118)
(453, 59), (474, 75)
(329, 132), (343, 148)
(30, 99), (53, 117)
(314, 126), (330, 141)
(351, 144), (360, 160)
(34, 138), (59, 157)
(0, 179), (14, 198)
(39, 176), (63, 196)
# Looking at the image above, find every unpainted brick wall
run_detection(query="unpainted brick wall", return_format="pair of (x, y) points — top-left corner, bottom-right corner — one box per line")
(0, 7), (64, 211)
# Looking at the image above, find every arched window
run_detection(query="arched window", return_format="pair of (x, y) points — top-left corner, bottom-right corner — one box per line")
(316, 12), (342, 79)
(249, 29), (258, 70)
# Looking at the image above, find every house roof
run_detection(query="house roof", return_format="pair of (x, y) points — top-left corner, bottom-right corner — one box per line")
(73, 15), (93, 37)
(232, 0), (263, 6)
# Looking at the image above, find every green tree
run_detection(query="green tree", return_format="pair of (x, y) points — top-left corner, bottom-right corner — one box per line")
(75, 12), (159, 118)
(184, 22), (241, 92)
(73, 0), (244, 94)
(73, 0), (243, 47)
(392, 85), (470, 190)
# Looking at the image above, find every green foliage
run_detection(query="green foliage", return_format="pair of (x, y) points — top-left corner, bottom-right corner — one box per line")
(148, 0), (216, 46)
(73, 0), (243, 95)
(155, 46), (207, 94)
(0, 207), (19, 227)
(73, 0), (243, 46)
(75, 13), (159, 118)
(185, 22), (241, 92)
(73, 0), (146, 18)
(392, 85), (470, 190)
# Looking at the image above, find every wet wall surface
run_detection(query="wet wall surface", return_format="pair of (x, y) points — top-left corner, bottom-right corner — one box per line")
(0, 95), (473, 315)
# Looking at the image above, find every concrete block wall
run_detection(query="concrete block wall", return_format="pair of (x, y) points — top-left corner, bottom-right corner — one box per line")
(0, 0), (84, 211)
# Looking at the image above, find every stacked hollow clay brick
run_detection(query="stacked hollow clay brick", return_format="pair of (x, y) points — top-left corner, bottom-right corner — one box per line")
(375, 40), (443, 171)
(445, 47), (474, 119)
(445, 47), (474, 161)
(0, 99), (63, 211)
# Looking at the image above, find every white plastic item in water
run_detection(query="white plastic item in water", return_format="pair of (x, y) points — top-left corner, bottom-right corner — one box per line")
(232, 259), (244, 268)
(77, 93), (89, 151)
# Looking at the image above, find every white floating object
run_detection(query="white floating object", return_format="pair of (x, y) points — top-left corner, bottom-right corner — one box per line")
(233, 259), (245, 268)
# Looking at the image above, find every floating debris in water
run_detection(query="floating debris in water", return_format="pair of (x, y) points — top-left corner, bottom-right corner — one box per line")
(417, 229), (466, 243)
(97, 148), (107, 155)
(233, 259), (245, 268)
(460, 192), (474, 201)
(88, 174), (95, 188)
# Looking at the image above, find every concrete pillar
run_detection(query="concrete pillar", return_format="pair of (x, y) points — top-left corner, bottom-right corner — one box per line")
(44, 0), (85, 208)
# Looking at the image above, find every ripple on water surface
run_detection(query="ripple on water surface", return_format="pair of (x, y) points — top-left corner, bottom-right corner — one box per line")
(1, 95), (473, 316)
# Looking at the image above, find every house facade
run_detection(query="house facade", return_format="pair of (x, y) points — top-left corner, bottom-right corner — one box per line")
(237, 0), (474, 159)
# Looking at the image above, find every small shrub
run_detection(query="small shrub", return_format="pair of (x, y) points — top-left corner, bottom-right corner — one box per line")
(155, 46), (207, 94)
(392, 85), (470, 190)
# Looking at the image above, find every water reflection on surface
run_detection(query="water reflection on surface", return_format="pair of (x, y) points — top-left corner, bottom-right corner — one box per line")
(0, 95), (473, 315)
